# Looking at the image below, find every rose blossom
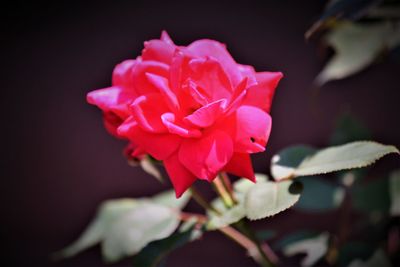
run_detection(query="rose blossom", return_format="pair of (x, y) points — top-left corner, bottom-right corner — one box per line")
(87, 31), (282, 197)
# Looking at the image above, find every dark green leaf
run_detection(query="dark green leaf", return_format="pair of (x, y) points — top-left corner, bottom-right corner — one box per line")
(352, 178), (390, 213)
(132, 226), (198, 267)
(295, 177), (345, 212)
(337, 242), (375, 267)
(330, 113), (371, 146)
(274, 230), (320, 250)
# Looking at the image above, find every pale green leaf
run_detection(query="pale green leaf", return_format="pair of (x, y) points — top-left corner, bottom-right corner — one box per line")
(283, 232), (329, 267)
(348, 249), (392, 267)
(207, 203), (246, 230)
(245, 180), (302, 220)
(54, 199), (139, 259)
(294, 141), (399, 177)
(389, 170), (400, 216)
(316, 21), (400, 85)
(233, 173), (268, 194)
(140, 156), (163, 182)
(152, 190), (191, 210)
(271, 146), (316, 181)
(102, 202), (180, 263)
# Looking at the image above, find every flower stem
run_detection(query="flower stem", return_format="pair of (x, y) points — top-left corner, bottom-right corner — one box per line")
(190, 186), (221, 215)
(212, 174), (235, 208)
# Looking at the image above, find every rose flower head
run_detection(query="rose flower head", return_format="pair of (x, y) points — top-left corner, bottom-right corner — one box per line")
(87, 31), (283, 197)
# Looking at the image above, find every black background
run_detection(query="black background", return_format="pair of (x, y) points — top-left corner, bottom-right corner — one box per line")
(2, 0), (400, 266)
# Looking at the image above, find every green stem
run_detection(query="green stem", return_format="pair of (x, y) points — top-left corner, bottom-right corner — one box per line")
(190, 186), (221, 215)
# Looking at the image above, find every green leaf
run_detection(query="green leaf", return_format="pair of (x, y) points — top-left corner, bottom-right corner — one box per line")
(271, 145), (316, 181)
(245, 180), (302, 220)
(294, 141), (399, 177)
(102, 202), (180, 263)
(330, 113), (371, 146)
(352, 177), (390, 214)
(140, 155), (163, 183)
(295, 176), (345, 212)
(337, 242), (375, 267)
(348, 249), (392, 267)
(274, 230), (320, 250)
(233, 173), (268, 194)
(207, 203), (246, 230)
(152, 190), (191, 210)
(315, 21), (400, 85)
(256, 230), (276, 241)
(132, 226), (198, 267)
(389, 169), (400, 216)
(283, 232), (330, 267)
(54, 199), (140, 258)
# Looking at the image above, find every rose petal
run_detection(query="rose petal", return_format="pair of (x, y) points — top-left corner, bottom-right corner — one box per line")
(161, 112), (202, 138)
(130, 94), (170, 133)
(234, 105), (272, 153)
(160, 30), (174, 45)
(188, 58), (232, 102)
(87, 86), (133, 118)
(184, 99), (227, 128)
(179, 130), (233, 181)
(146, 73), (179, 111)
(244, 71), (283, 112)
(187, 40), (242, 87)
(223, 153), (256, 182)
(112, 60), (136, 87)
(132, 60), (170, 95)
(142, 39), (175, 64)
(118, 122), (181, 160)
(164, 153), (197, 198)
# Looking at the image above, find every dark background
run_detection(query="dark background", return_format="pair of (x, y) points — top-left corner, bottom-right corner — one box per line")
(2, 0), (399, 266)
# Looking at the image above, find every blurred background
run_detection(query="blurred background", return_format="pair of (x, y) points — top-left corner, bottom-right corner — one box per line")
(2, 0), (400, 266)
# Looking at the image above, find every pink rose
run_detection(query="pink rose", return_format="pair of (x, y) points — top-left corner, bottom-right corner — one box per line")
(87, 31), (282, 197)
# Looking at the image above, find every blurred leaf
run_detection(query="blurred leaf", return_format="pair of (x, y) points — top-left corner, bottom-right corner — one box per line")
(294, 141), (399, 177)
(315, 21), (400, 85)
(56, 190), (190, 262)
(306, 0), (382, 39)
(132, 226), (198, 267)
(245, 180), (302, 220)
(271, 145), (316, 181)
(102, 202), (180, 262)
(54, 199), (140, 258)
(352, 177), (390, 213)
(321, 0), (382, 20)
(274, 230), (320, 250)
(389, 169), (400, 216)
(256, 230), (276, 241)
(330, 113), (371, 146)
(233, 173), (268, 193)
(140, 156), (163, 183)
(152, 190), (191, 210)
(348, 249), (392, 267)
(283, 232), (330, 267)
(295, 176), (345, 212)
(207, 203), (246, 230)
(337, 242), (375, 267)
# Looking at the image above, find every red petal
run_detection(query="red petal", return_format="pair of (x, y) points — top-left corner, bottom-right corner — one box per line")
(164, 153), (197, 198)
(118, 123), (181, 160)
(179, 130), (233, 181)
(161, 113), (202, 138)
(187, 40), (242, 87)
(244, 72), (283, 112)
(130, 94), (169, 133)
(223, 153), (255, 182)
(131, 60), (169, 95)
(184, 99), (226, 128)
(234, 105), (272, 153)
(142, 39), (175, 64)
